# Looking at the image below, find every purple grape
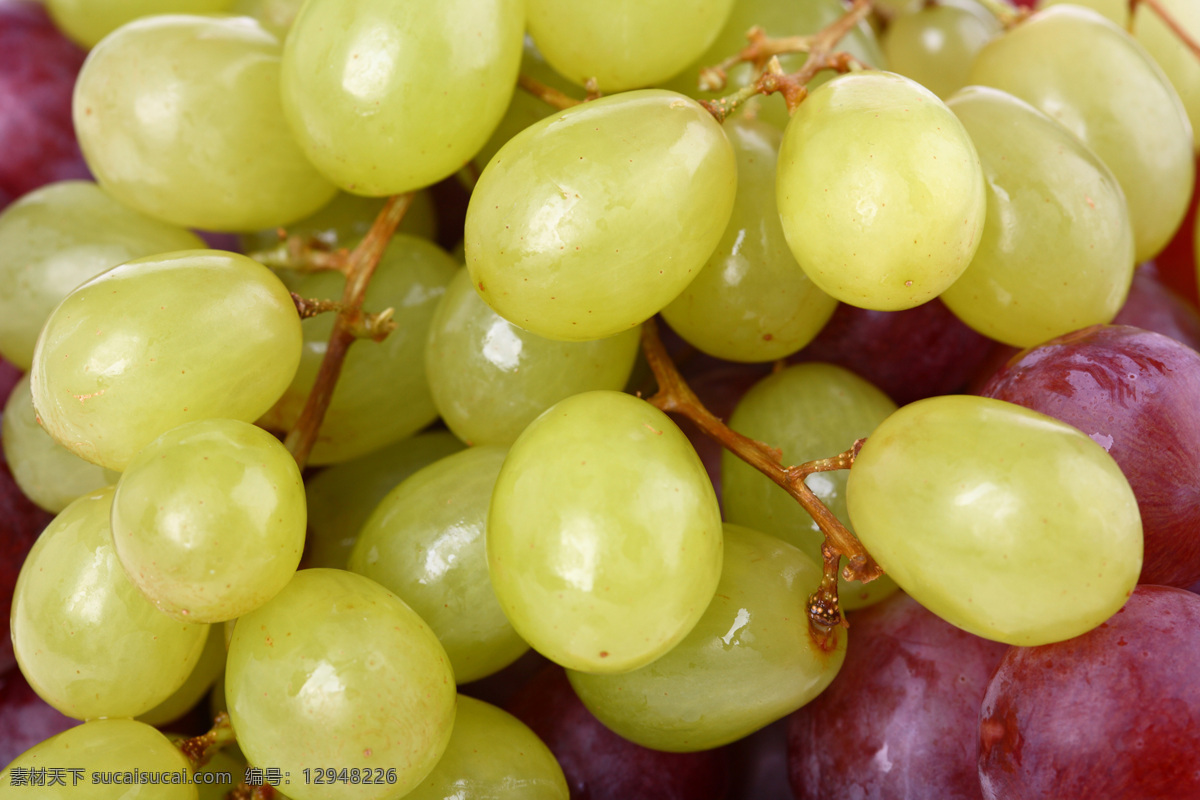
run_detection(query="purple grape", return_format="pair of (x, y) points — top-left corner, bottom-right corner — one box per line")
(979, 324), (1200, 587)
(979, 586), (1200, 799)
(0, 668), (76, 764)
(0, 0), (89, 207)
(1113, 264), (1200, 352)
(726, 719), (791, 800)
(507, 664), (731, 800)
(788, 592), (1007, 800)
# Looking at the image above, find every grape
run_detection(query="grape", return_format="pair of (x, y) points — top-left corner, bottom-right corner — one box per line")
(1035, 0), (1124, 24)
(1114, 265), (1200, 352)
(776, 71), (986, 311)
(259, 234), (457, 464)
(787, 591), (1007, 800)
(0, 434), (53, 676)
(941, 86), (1135, 347)
(304, 431), (464, 570)
(660, 117), (837, 362)
(349, 446), (529, 683)
(137, 624), (227, 727)
(567, 524), (847, 752)
(882, 0), (1001, 99)
(979, 586), (1200, 798)
(425, 268), (642, 446)
(281, 0), (524, 196)
(111, 418), (306, 622)
(404, 695), (568, 800)
(0, 1), (89, 206)
(968, 5), (1194, 262)
(722, 364), (899, 610)
(0, 718), (197, 798)
(0, 180), (203, 370)
(2, 374), (114, 513)
(12, 487), (209, 720)
(225, 568), (457, 800)
(0, 669), (76, 769)
(466, 89), (736, 341)
(527, 0), (734, 91)
(73, 14), (337, 232)
(47, 0), (238, 48)
(232, 0), (304, 37)
(507, 664), (732, 800)
(488, 390), (723, 673)
(846, 395), (1142, 645)
(978, 324), (1200, 587)
(31, 249), (302, 472)
(1131, 0), (1200, 151)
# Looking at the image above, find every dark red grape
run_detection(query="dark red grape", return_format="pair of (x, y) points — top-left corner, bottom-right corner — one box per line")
(0, 0), (89, 206)
(0, 668), (75, 764)
(789, 299), (997, 405)
(1148, 157), (1200, 308)
(727, 718), (791, 800)
(979, 324), (1200, 587)
(787, 592), (1007, 800)
(1113, 264), (1200, 352)
(979, 585), (1200, 799)
(507, 664), (731, 800)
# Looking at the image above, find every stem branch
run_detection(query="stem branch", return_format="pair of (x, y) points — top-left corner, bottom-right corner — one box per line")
(176, 712), (236, 770)
(517, 74), (582, 110)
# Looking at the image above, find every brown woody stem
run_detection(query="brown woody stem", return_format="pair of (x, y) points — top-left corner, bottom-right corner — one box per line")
(248, 235), (350, 275)
(290, 293), (342, 319)
(1133, 0), (1200, 60)
(284, 193), (413, 470)
(973, 0), (1030, 28)
(640, 319), (883, 636)
(177, 712), (236, 770)
(517, 73), (582, 110)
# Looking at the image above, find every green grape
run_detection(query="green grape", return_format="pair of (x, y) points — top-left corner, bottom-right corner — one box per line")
(225, 568), (457, 800)
(568, 524), (846, 752)
(2, 374), (115, 513)
(1132, 0), (1200, 151)
(527, 0), (735, 91)
(403, 696), (568, 800)
(0, 719), (197, 798)
(305, 431), (465, 569)
(488, 390), (723, 673)
(426, 269), (641, 446)
(941, 86), (1135, 347)
(232, 0), (305, 37)
(0, 181), (203, 370)
(871, 0), (927, 17)
(846, 395), (1143, 646)
(721, 364), (899, 610)
(776, 70), (986, 311)
(73, 15), (337, 232)
(882, 0), (1001, 99)
(45, 0), (236, 48)
(661, 0), (887, 130)
(968, 5), (1194, 262)
(139, 625), (228, 727)
(241, 190), (438, 258)
(111, 418), (306, 623)
(258, 234), (457, 464)
(165, 737), (247, 800)
(660, 117), (837, 362)
(11, 487), (209, 720)
(281, 0), (524, 196)
(466, 89), (737, 342)
(31, 249), (302, 472)
(349, 447), (529, 683)
(1035, 0), (1125, 25)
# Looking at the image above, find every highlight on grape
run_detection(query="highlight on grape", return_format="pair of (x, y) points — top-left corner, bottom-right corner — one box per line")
(1, 0), (1199, 797)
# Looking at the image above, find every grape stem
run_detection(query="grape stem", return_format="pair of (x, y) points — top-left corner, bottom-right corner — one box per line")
(640, 318), (882, 639)
(1131, 0), (1200, 60)
(226, 784), (277, 800)
(971, 0), (1030, 28)
(517, 73), (582, 110)
(284, 193), (414, 470)
(247, 233), (352, 275)
(176, 712), (236, 770)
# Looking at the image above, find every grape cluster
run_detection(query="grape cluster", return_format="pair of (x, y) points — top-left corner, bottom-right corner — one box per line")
(1, 0), (1199, 798)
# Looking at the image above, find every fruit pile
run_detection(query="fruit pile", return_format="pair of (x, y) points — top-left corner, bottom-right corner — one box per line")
(1, 0), (1199, 797)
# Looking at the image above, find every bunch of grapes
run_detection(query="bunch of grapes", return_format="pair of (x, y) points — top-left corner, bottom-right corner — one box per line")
(1, 0), (1199, 797)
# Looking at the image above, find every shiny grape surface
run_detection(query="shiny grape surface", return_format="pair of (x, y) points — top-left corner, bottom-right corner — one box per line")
(661, 117), (837, 362)
(46, 0), (237, 48)
(137, 624), (227, 727)
(281, 0), (524, 196)
(847, 395), (1143, 645)
(225, 569), (457, 800)
(111, 418), (306, 622)
(404, 695), (568, 800)
(32, 249), (302, 471)
(73, 15), (336, 231)
(969, 5), (1194, 262)
(488, 390), (723, 673)
(567, 524), (846, 752)
(426, 269), (641, 445)
(350, 446), (529, 683)
(882, 0), (999, 99)
(777, 70), (986, 311)
(722, 364), (899, 610)
(0, 181), (204, 371)
(0, 718), (197, 798)
(466, 89), (736, 341)
(12, 487), (209, 719)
